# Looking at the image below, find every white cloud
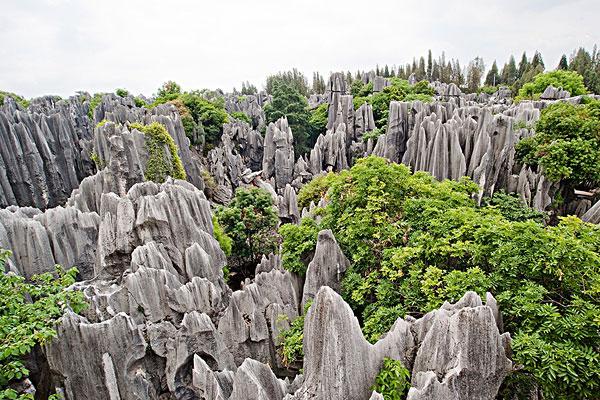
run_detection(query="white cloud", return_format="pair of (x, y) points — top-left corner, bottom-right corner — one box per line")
(1, 0), (598, 98)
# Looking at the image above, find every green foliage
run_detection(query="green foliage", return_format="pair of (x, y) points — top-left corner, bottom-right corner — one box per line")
(279, 218), (320, 276)
(180, 92), (228, 148)
(129, 122), (186, 183)
(278, 301), (312, 367)
(157, 80), (181, 98)
(87, 93), (103, 120)
(478, 85), (498, 95)
(516, 70), (588, 101)
(297, 172), (337, 209)
(515, 100), (600, 185)
(215, 188), (279, 274)
(89, 151), (105, 171)
(279, 156), (600, 397)
(230, 111), (251, 125)
(0, 250), (87, 399)
(264, 81), (312, 155)
(266, 69), (309, 97)
(0, 91), (30, 109)
(362, 127), (384, 142)
(482, 192), (547, 223)
(371, 358), (411, 400)
(115, 88), (129, 98)
(134, 97), (147, 107)
(353, 78), (434, 128)
(308, 103), (329, 146)
(212, 216), (232, 257)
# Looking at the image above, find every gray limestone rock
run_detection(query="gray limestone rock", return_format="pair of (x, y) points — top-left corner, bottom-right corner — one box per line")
(230, 358), (287, 400)
(262, 117), (295, 192)
(301, 230), (349, 307)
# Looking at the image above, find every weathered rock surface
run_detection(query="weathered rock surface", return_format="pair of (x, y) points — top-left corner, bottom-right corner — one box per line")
(301, 230), (349, 307)
(263, 117), (295, 193)
(286, 287), (511, 400)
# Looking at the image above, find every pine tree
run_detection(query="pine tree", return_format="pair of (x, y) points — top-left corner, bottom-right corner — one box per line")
(427, 50), (433, 80)
(531, 51), (545, 70)
(558, 54), (569, 70)
(417, 57), (426, 80)
(517, 52), (529, 79)
(485, 61), (500, 86)
(383, 64), (390, 78)
(503, 55), (517, 85)
(466, 57), (485, 92)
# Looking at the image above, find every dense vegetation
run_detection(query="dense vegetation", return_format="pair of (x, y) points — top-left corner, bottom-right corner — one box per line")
(371, 358), (411, 400)
(215, 187), (279, 287)
(279, 156), (600, 399)
(516, 70), (588, 100)
(129, 122), (187, 183)
(516, 98), (600, 186)
(352, 78), (434, 128)
(0, 250), (86, 400)
(150, 81), (229, 149)
(0, 91), (30, 109)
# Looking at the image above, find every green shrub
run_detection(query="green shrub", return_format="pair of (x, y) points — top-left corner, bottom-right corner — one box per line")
(297, 172), (338, 209)
(212, 216), (232, 256)
(129, 122), (186, 183)
(279, 218), (320, 276)
(515, 100), (600, 185)
(215, 188), (279, 274)
(278, 301), (312, 366)
(264, 80), (312, 156)
(516, 70), (588, 101)
(87, 93), (103, 120)
(308, 103), (329, 145)
(0, 249), (87, 400)
(279, 156), (600, 398)
(134, 97), (147, 107)
(230, 111), (251, 125)
(0, 91), (30, 109)
(482, 192), (547, 223)
(115, 88), (129, 98)
(371, 358), (411, 400)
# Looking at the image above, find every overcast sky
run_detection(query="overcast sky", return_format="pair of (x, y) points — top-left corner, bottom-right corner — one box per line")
(1, 0), (598, 98)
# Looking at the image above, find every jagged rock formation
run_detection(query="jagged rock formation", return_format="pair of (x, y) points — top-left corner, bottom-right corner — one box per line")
(301, 230), (349, 307)
(225, 93), (269, 131)
(286, 287), (511, 400)
(0, 95), (94, 209)
(262, 117), (295, 193)
(540, 85), (570, 100)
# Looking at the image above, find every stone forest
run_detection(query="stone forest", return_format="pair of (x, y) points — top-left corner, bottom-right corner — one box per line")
(1, 46), (600, 400)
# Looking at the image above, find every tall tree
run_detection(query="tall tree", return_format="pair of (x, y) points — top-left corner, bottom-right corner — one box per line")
(466, 57), (485, 92)
(531, 51), (545, 70)
(558, 54), (569, 70)
(501, 55), (517, 85)
(517, 52), (529, 79)
(485, 60), (500, 86)
(427, 50), (433, 80)
(417, 57), (426, 80)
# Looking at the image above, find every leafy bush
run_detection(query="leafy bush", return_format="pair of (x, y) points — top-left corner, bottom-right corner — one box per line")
(230, 111), (251, 125)
(515, 100), (600, 185)
(115, 88), (129, 98)
(516, 70), (588, 100)
(0, 249), (86, 399)
(134, 97), (147, 107)
(264, 80), (312, 156)
(180, 92), (228, 148)
(279, 218), (320, 276)
(482, 192), (547, 223)
(353, 78), (434, 128)
(308, 103), (329, 146)
(87, 93), (103, 119)
(371, 358), (411, 400)
(279, 156), (600, 398)
(215, 188), (279, 278)
(297, 172), (337, 209)
(212, 216), (232, 256)
(129, 122), (186, 183)
(0, 91), (29, 109)
(278, 301), (312, 367)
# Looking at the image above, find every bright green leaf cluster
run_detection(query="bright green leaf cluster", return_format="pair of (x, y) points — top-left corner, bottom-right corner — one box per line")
(515, 99), (600, 185)
(0, 250), (86, 398)
(129, 122), (187, 183)
(371, 358), (411, 400)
